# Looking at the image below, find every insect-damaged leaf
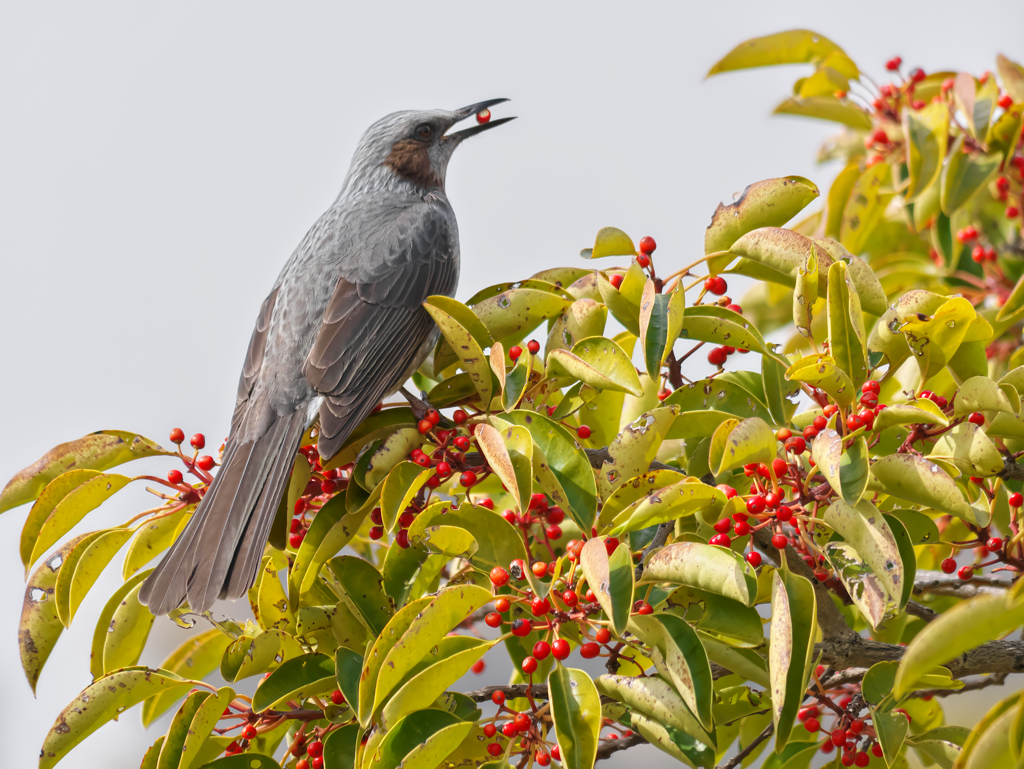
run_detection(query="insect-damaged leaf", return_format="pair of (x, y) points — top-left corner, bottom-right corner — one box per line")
(705, 176), (820, 254)
(769, 569), (817, 751)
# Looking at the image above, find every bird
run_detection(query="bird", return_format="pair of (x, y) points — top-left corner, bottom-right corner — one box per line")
(140, 100), (514, 615)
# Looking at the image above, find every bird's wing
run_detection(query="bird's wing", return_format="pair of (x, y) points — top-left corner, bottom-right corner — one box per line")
(304, 203), (458, 458)
(231, 286), (280, 434)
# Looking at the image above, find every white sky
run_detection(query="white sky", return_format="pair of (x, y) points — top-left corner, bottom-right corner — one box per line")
(2, 2), (1022, 766)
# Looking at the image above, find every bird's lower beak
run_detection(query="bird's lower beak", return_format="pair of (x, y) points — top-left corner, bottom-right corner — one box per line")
(446, 98), (516, 140)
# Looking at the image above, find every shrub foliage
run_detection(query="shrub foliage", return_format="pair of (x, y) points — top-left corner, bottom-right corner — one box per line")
(5, 28), (1024, 769)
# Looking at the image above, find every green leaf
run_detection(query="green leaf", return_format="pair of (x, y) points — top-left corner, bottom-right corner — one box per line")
(955, 376), (1017, 416)
(827, 260), (868, 387)
(639, 280), (685, 378)
(579, 540), (634, 635)
(785, 354), (856, 409)
(381, 638), (495, 730)
(1, 431), (169, 515)
(873, 403), (949, 431)
(251, 652), (336, 713)
(123, 507), (191, 579)
(219, 628), (305, 684)
(873, 709), (911, 767)
(768, 569), (817, 751)
(883, 514), (916, 612)
(628, 711), (716, 768)
(595, 406), (679, 498)
(596, 264), (647, 335)
(255, 556), (293, 633)
(903, 101), (949, 200)
(775, 95), (873, 129)
(707, 30), (856, 76)
(58, 527), (134, 626)
(102, 579), (156, 674)
(815, 238), (888, 317)
(595, 673), (713, 746)
(502, 409), (599, 532)
(664, 377), (774, 426)
(548, 666), (602, 769)
(870, 453), (986, 526)
(823, 499), (903, 628)
(142, 628), (233, 726)
(929, 422), (1004, 477)
(323, 407), (417, 470)
(545, 298), (608, 356)
(547, 335), (643, 396)
(323, 723), (360, 769)
(476, 423), (532, 512)
(940, 135), (1001, 214)
(20, 535), (90, 693)
(609, 480), (726, 536)
(423, 296), (493, 404)
(840, 162), (893, 256)
(326, 556), (394, 637)
(793, 242), (818, 337)
(908, 725), (971, 769)
(583, 226), (635, 258)
(894, 593), (1024, 698)
(811, 431), (868, 505)
(371, 585), (491, 719)
(22, 470), (132, 574)
(366, 709), (472, 769)
(641, 541), (757, 607)
(196, 756), (282, 769)
(666, 586), (764, 648)
(998, 54), (1024, 102)
(469, 285), (573, 344)
(639, 614), (715, 731)
(158, 686), (232, 769)
(380, 462), (433, 533)
(679, 304), (780, 361)
(704, 176), (820, 255)
(710, 416), (777, 476)
(51, 530), (105, 627)
(40, 667), (193, 769)
(729, 228), (822, 291)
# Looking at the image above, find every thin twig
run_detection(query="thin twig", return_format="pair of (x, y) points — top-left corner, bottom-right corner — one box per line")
(717, 721), (774, 769)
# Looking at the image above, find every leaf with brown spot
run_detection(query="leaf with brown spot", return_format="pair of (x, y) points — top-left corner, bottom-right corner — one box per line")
(20, 535), (91, 693)
(704, 176), (819, 255)
(1, 431), (170, 515)
(768, 569), (817, 751)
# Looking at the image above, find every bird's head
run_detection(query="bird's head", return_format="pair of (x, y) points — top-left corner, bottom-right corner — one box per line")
(342, 99), (514, 196)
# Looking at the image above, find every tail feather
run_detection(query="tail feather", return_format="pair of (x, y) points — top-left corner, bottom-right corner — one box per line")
(140, 409), (306, 615)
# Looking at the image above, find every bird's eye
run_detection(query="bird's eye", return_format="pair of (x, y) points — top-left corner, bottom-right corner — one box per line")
(416, 124), (433, 140)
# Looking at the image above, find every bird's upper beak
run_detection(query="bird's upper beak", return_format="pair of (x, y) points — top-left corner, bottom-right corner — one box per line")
(445, 98), (516, 140)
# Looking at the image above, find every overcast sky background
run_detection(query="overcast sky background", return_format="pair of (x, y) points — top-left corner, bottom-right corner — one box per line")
(2, 2), (1023, 767)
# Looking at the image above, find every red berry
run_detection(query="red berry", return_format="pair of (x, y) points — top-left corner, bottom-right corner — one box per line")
(476, 108), (491, 124)
(885, 56), (901, 71)
(562, 590), (578, 607)
(637, 602), (653, 615)
(636, 253), (650, 268)
(771, 534), (789, 549)
(941, 557), (956, 574)
(307, 741), (323, 758)
(745, 552), (762, 569)
(595, 627), (611, 644)
(495, 597), (510, 612)
(331, 689), (345, 705)
(167, 469), (184, 485)
(605, 536), (620, 555)
(435, 461), (451, 479)
(775, 428), (792, 441)
(425, 409), (440, 426)
(169, 427), (185, 445)
(471, 659), (485, 674)
(483, 723), (497, 738)
(395, 530), (410, 549)
(491, 691), (505, 705)
(707, 347), (727, 367)
(459, 471), (478, 488)
(609, 274), (623, 289)
(804, 718), (820, 733)
(849, 719), (865, 735)
(577, 425), (591, 439)
(746, 495), (766, 515)
(803, 426), (819, 441)
(716, 484), (737, 499)
(709, 533), (731, 547)
(196, 455), (215, 471)
(552, 746), (561, 761)
(972, 245), (986, 263)
(545, 524), (562, 541)
(398, 511), (415, 528)
(487, 743), (503, 757)
(511, 618), (532, 637)
(872, 743), (883, 758)
(501, 723), (516, 737)
(580, 642), (600, 659)
(368, 526), (384, 540)
(536, 751), (551, 766)
(862, 380), (881, 395)
(531, 597), (550, 616)
(813, 415), (827, 430)
(521, 656), (538, 674)
(958, 565), (974, 580)
(552, 639), (570, 660)
(999, 94), (1014, 109)
(785, 437), (806, 454)
(1011, 493), (1024, 508)
(242, 724), (258, 740)
(855, 752), (870, 767)
(713, 518), (732, 534)
(509, 346), (523, 361)
(490, 567), (510, 586)
(734, 521), (751, 536)
(417, 419), (432, 434)
(832, 728), (848, 746)
(533, 641), (551, 660)
(531, 561), (548, 578)
(1008, 206), (1021, 218)
(190, 433), (206, 450)
(910, 67), (926, 82)
(485, 612), (502, 628)
(524, 338), (541, 355)
(704, 276), (727, 295)
(639, 236), (656, 254)
(987, 537), (1003, 552)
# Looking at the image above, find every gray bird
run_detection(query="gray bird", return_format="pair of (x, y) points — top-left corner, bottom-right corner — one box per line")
(140, 100), (514, 615)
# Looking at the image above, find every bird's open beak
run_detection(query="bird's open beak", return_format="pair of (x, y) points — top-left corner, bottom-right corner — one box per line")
(446, 98), (516, 140)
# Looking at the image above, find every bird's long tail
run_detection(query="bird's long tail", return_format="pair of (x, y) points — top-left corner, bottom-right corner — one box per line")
(140, 408), (307, 615)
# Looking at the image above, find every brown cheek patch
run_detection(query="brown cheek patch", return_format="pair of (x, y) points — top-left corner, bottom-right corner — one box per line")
(384, 140), (442, 189)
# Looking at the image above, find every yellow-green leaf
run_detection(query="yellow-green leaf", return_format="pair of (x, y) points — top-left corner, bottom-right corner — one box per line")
(704, 176), (820, 254)
(769, 569), (817, 751)
(707, 30), (857, 77)
(547, 335), (643, 396)
(827, 260), (868, 387)
(579, 540), (634, 636)
(640, 541), (757, 607)
(548, 665), (602, 769)
(710, 417), (776, 476)
(786, 353), (856, 409)
(940, 135), (1001, 215)
(871, 453), (986, 525)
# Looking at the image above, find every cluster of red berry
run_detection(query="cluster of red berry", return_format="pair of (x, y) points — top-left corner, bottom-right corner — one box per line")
(798, 691), (887, 767)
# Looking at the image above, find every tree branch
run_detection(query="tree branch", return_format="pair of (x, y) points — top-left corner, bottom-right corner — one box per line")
(716, 721), (774, 769)
(595, 732), (647, 761)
